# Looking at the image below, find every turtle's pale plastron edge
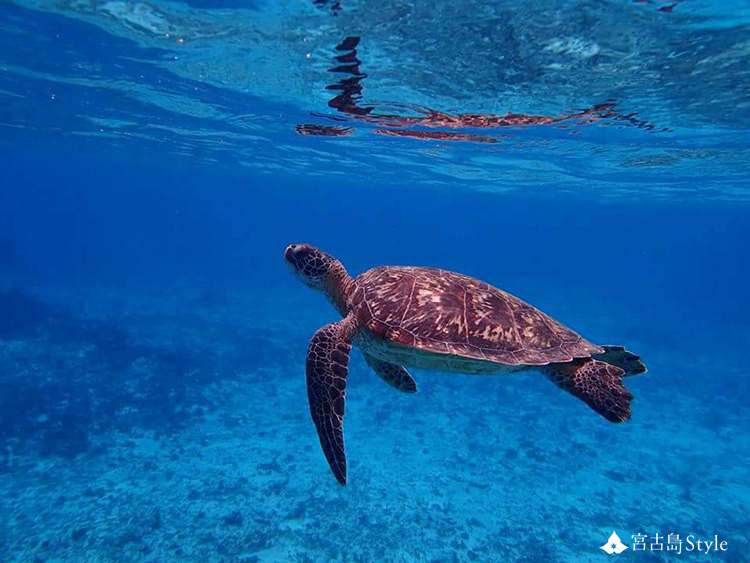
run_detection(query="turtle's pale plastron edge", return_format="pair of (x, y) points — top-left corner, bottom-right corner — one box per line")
(285, 243), (646, 485)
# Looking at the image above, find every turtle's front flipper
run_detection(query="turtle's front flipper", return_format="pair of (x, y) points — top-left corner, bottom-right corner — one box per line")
(592, 345), (647, 377)
(363, 354), (418, 393)
(306, 315), (357, 485)
(542, 359), (633, 423)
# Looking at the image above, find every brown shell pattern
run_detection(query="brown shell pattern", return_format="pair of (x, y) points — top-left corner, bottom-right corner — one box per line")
(349, 266), (604, 366)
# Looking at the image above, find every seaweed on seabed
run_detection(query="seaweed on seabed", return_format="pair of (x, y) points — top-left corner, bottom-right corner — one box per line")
(0, 287), (58, 339)
(0, 372), (94, 460)
(40, 402), (91, 458)
(0, 292), (289, 462)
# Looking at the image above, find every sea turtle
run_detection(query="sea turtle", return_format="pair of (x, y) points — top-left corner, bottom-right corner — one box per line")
(285, 243), (646, 485)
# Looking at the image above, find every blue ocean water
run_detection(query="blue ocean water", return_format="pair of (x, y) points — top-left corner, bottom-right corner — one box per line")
(1, 0), (749, 561)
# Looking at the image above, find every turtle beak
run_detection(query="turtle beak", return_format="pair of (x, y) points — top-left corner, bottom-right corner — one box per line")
(284, 245), (295, 263)
(285, 244), (304, 271)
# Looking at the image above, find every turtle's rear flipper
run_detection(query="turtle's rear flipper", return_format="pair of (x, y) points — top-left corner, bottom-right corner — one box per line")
(592, 345), (647, 377)
(307, 316), (356, 485)
(542, 359), (633, 423)
(363, 354), (418, 393)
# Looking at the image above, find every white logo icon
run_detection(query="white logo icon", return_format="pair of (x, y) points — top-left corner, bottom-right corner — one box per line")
(601, 531), (629, 554)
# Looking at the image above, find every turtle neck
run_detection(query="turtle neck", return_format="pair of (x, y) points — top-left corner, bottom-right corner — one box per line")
(324, 260), (354, 318)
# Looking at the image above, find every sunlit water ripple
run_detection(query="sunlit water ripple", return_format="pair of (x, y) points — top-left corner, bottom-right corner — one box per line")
(1, 0), (749, 199)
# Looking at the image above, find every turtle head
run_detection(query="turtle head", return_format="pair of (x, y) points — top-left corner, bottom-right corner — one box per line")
(285, 243), (353, 316)
(284, 243), (337, 290)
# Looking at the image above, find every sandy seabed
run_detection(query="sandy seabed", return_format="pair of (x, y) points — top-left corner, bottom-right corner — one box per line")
(1, 284), (747, 563)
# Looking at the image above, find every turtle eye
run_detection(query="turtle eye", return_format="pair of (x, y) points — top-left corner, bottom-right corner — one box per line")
(294, 248), (312, 262)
